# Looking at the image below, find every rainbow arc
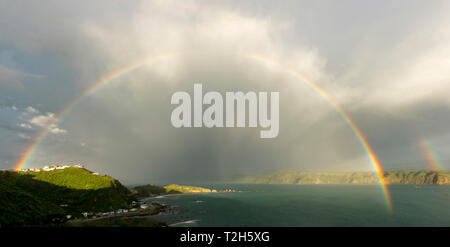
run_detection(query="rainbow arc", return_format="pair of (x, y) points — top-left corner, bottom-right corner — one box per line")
(418, 138), (445, 171)
(14, 52), (393, 212)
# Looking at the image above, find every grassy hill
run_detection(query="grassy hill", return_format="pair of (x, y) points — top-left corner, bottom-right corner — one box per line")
(130, 184), (171, 198)
(131, 184), (217, 198)
(164, 184), (216, 193)
(0, 167), (134, 226)
(235, 170), (450, 185)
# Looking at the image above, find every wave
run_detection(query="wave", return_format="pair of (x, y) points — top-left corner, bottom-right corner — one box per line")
(169, 219), (200, 226)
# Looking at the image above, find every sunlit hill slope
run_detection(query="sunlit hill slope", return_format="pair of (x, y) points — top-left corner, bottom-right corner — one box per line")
(0, 167), (133, 226)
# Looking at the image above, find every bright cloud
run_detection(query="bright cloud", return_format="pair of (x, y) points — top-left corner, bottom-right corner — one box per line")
(29, 112), (55, 127)
(25, 106), (39, 114)
(49, 127), (67, 134)
(28, 112), (67, 135)
(17, 123), (32, 129)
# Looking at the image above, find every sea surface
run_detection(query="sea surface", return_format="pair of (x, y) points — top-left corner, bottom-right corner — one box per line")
(143, 184), (450, 227)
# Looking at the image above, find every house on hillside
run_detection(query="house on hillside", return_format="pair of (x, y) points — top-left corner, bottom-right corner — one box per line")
(42, 166), (55, 171)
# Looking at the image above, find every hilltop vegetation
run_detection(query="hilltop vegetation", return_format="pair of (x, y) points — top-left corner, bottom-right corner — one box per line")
(131, 184), (217, 198)
(23, 167), (120, 190)
(164, 184), (217, 193)
(0, 167), (134, 226)
(130, 184), (173, 198)
(236, 170), (450, 185)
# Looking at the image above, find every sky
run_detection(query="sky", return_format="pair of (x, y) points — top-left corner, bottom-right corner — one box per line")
(1, 0), (450, 184)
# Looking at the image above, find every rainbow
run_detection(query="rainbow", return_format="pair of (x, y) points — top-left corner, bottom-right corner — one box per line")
(244, 53), (392, 212)
(13, 53), (173, 171)
(418, 138), (444, 171)
(13, 52), (392, 212)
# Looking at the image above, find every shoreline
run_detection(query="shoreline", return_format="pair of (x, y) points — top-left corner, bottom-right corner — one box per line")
(140, 189), (240, 199)
(138, 189), (242, 227)
(67, 188), (240, 227)
(67, 202), (169, 227)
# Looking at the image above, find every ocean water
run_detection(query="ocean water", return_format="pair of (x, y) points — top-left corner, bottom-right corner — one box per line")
(144, 184), (450, 227)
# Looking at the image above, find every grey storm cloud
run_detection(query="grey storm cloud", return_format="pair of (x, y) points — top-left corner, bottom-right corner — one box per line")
(1, 0), (450, 184)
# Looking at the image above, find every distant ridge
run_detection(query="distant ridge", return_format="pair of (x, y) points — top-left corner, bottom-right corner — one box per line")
(235, 170), (450, 185)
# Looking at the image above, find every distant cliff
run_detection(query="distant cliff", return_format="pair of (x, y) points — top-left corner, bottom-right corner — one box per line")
(235, 170), (450, 185)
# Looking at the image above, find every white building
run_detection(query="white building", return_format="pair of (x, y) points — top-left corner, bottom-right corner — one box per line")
(42, 166), (55, 171)
(56, 165), (70, 170)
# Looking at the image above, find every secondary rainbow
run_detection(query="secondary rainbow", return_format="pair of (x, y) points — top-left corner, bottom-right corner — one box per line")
(13, 53), (173, 172)
(13, 52), (392, 212)
(244, 53), (392, 212)
(418, 138), (444, 171)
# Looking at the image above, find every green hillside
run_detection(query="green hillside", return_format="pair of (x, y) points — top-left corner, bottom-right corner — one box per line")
(0, 167), (134, 226)
(0, 182), (65, 226)
(164, 184), (217, 193)
(22, 168), (120, 190)
(130, 184), (170, 198)
(236, 170), (450, 185)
